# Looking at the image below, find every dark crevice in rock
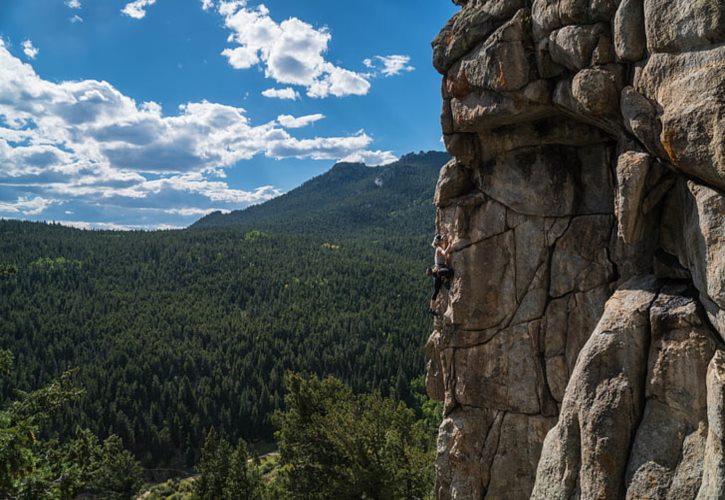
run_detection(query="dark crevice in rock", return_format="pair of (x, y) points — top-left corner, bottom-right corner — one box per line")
(480, 411), (505, 496)
(604, 216), (620, 284)
(535, 328), (559, 417)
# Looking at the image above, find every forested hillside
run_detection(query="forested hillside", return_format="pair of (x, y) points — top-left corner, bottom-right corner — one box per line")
(192, 151), (449, 238)
(0, 151), (448, 467)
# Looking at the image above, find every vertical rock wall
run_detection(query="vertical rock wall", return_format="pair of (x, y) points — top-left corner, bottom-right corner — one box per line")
(426, 0), (725, 498)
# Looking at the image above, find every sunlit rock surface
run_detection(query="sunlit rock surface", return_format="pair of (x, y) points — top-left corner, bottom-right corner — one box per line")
(427, 0), (725, 497)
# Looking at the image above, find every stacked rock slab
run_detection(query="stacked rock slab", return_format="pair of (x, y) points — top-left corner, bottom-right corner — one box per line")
(426, 0), (725, 498)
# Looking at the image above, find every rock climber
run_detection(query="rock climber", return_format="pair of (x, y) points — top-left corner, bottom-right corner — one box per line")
(428, 233), (454, 315)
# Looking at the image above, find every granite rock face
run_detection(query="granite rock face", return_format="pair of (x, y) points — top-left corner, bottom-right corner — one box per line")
(427, 1), (725, 498)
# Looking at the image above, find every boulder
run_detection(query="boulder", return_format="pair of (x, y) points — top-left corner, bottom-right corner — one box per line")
(435, 160), (476, 207)
(635, 45), (725, 190)
(532, 0), (562, 40)
(614, 0), (646, 61)
(433, 0), (527, 73)
(548, 25), (604, 71)
(453, 10), (531, 92)
(643, 0), (725, 53)
(571, 67), (621, 117)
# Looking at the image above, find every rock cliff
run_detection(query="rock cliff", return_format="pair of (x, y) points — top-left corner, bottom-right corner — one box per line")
(426, 0), (725, 497)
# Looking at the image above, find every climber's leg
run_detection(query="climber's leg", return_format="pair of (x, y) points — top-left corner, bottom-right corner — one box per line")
(429, 273), (443, 314)
(439, 267), (454, 289)
(432, 273), (443, 302)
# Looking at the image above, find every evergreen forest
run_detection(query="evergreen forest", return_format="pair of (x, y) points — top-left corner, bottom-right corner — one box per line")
(0, 151), (448, 474)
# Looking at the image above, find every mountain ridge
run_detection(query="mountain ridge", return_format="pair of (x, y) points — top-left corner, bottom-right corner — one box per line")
(191, 150), (450, 238)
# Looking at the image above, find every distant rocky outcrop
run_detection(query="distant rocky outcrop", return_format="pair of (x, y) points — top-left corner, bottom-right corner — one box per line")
(426, 0), (725, 498)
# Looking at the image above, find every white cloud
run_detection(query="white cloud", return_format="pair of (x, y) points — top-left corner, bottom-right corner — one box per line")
(215, 1), (371, 98)
(201, 0), (214, 10)
(221, 46), (259, 69)
(0, 196), (56, 215)
(365, 55), (415, 77)
(0, 40), (394, 221)
(276, 113), (324, 129)
(65, 0), (81, 8)
(121, 0), (157, 19)
(22, 40), (38, 60)
(341, 150), (398, 166)
(261, 87), (299, 100)
(265, 131), (375, 161)
(70, 15), (84, 23)
(376, 55), (415, 76)
(307, 63), (370, 98)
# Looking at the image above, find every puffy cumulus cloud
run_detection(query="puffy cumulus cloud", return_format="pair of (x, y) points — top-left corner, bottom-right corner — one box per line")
(21, 40), (38, 60)
(214, 1), (371, 98)
(364, 55), (415, 77)
(276, 113), (324, 129)
(0, 41), (395, 226)
(121, 0), (157, 19)
(70, 15), (84, 23)
(261, 87), (299, 100)
(65, 0), (81, 8)
(307, 63), (370, 99)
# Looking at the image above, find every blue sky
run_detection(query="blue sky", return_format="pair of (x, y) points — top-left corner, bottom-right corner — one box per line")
(0, 0), (456, 229)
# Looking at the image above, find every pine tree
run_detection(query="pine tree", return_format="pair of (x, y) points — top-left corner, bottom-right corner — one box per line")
(0, 350), (144, 499)
(272, 373), (436, 499)
(224, 439), (263, 499)
(193, 428), (229, 499)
